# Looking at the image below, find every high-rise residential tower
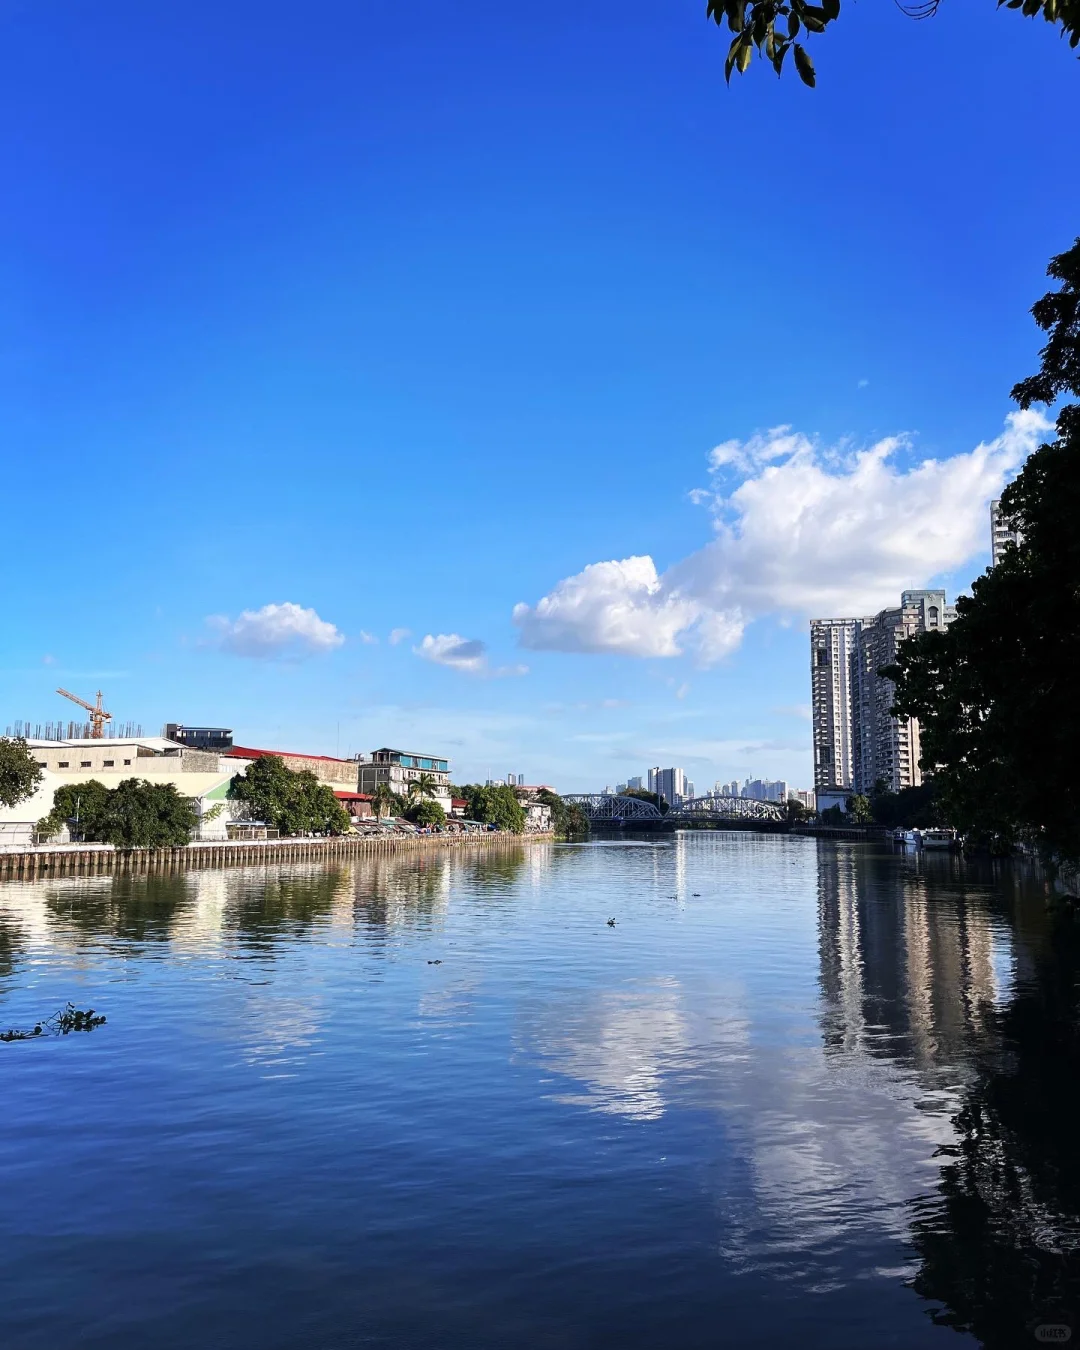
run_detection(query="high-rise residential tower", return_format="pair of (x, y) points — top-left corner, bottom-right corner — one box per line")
(850, 590), (955, 795)
(990, 499), (1021, 567)
(810, 618), (861, 795)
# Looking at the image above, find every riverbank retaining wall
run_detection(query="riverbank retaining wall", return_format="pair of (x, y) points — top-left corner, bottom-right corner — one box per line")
(0, 832), (553, 881)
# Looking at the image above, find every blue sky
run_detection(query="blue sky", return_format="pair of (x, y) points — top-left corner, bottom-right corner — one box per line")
(3, 0), (1077, 791)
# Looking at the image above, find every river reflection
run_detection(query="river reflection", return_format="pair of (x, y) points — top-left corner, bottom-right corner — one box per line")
(0, 836), (1074, 1349)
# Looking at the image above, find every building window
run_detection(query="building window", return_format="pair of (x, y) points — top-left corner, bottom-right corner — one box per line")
(103, 760), (114, 767)
(37, 761), (46, 768)
(58, 761), (69, 768)
(81, 761), (91, 768)
(124, 759), (131, 766)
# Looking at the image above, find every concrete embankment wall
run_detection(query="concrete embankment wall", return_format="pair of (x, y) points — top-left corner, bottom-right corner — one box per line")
(0, 832), (553, 882)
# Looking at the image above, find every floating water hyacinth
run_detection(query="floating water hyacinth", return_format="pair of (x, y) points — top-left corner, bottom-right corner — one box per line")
(1, 1004), (106, 1042)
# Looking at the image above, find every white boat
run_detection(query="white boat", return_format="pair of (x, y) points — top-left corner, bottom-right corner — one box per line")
(894, 829), (921, 846)
(920, 828), (957, 850)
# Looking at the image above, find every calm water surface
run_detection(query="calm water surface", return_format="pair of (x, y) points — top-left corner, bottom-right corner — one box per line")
(1, 833), (1076, 1349)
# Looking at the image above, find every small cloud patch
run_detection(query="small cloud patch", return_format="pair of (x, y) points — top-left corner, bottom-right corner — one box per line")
(207, 603), (344, 660)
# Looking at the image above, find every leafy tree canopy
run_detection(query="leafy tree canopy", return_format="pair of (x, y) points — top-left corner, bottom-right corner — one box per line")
(889, 239), (1080, 859)
(371, 783), (407, 820)
(0, 738), (43, 810)
(535, 788), (590, 837)
(38, 778), (197, 848)
(709, 0), (1080, 90)
(229, 755), (350, 836)
(869, 781), (943, 830)
(38, 780), (111, 841)
(405, 797), (446, 827)
(407, 772), (439, 800)
(455, 783), (526, 832)
(623, 787), (670, 814)
(846, 793), (874, 825)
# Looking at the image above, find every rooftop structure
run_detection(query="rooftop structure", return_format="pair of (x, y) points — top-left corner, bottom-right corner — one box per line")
(226, 745), (359, 787)
(357, 748), (451, 811)
(163, 723), (234, 751)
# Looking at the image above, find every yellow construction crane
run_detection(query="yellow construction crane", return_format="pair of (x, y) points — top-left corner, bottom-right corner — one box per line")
(56, 688), (113, 739)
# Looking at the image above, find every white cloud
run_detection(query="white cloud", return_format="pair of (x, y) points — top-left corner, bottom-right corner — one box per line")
(388, 627), (411, 646)
(358, 630), (379, 645)
(513, 556), (701, 658)
(207, 602), (344, 659)
(513, 410), (1049, 665)
(415, 633), (528, 679)
(857, 378), (870, 389)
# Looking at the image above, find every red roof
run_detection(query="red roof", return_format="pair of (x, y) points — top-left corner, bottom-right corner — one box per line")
(226, 745), (356, 765)
(451, 798), (467, 808)
(334, 791), (372, 801)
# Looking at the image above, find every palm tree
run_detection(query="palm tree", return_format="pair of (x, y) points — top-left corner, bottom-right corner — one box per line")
(407, 772), (438, 801)
(371, 783), (401, 820)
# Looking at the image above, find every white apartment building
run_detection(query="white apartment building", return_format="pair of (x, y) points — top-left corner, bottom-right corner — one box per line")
(813, 590), (956, 806)
(990, 498), (1022, 567)
(648, 766), (690, 807)
(810, 618), (861, 795)
(851, 590), (955, 795)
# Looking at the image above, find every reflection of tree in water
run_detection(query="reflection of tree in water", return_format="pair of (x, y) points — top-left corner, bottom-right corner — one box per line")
(0, 912), (24, 981)
(351, 847), (528, 932)
(43, 873), (191, 943)
(908, 915), (1080, 1346)
(223, 866), (349, 948)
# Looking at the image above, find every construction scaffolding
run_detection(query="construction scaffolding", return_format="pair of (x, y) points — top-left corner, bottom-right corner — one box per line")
(3, 720), (143, 741)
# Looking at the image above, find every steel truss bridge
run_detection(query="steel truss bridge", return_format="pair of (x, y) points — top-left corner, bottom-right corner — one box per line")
(564, 793), (785, 826)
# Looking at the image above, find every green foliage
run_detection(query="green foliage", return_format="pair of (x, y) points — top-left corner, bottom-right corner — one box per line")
(371, 783), (407, 819)
(455, 783), (526, 832)
(784, 797), (809, 824)
(708, 0), (1080, 87)
(0, 737), (43, 810)
(870, 781), (942, 829)
(623, 787), (670, 814)
(38, 780), (111, 841)
(2, 1003), (106, 1042)
(890, 239), (1080, 859)
(405, 797), (446, 827)
(229, 755), (350, 836)
(846, 793), (874, 825)
(535, 787), (590, 837)
(820, 804), (845, 825)
(38, 778), (197, 847)
(99, 779), (200, 848)
(407, 772), (439, 800)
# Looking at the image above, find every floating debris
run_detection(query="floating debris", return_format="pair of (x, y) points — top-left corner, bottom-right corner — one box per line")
(1, 1004), (106, 1043)
(427, 959), (442, 965)
(607, 918), (616, 927)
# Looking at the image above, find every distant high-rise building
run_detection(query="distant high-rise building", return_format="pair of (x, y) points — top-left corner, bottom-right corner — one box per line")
(626, 776), (644, 792)
(648, 766), (689, 807)
(851, 589), (955, 795)
(810, 618), (862, 794)
(991, 498), (1021, 567)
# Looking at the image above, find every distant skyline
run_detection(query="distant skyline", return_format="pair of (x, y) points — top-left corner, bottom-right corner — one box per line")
(3, 1), (1077, 791)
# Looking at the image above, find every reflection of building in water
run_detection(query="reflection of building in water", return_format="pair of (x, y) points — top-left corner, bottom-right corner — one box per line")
(817, 845), (1011, 1078)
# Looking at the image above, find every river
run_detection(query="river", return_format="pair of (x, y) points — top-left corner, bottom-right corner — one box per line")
(0, 832), (1076, 1349)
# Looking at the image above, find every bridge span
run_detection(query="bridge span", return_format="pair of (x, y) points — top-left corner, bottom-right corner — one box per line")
(563, 793), (786, 827)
